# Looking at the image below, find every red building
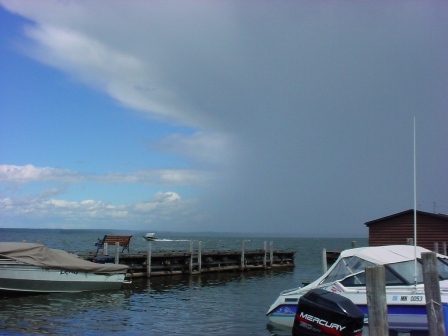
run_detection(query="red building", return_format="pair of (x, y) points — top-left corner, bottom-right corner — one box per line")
(365, 209), (448, 252)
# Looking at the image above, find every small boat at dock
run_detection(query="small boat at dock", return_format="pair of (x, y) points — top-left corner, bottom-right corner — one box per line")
(0, 242), (129, 293)
(267, 245), (448, 334)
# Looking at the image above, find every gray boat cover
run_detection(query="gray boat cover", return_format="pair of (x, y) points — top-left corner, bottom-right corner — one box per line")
(0, 242), (128, 274)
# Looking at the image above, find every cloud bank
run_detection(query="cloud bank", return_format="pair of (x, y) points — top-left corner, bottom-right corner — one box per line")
(0, 190), (195, 230)
(1, 1), (447, 236)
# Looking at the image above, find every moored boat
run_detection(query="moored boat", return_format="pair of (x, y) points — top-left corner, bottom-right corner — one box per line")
(0, 242), (129, 293)
(267, 245), (448, 334)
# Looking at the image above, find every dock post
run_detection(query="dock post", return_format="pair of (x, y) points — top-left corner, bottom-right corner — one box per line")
(322, 248), (327, 273)
(434, 242), (439, 254)
(270, 241), (274, 267)
(104, 242), (108, 256)
(444, 242), (447, 256)
(422, 252), (446, 335)
(189, 240), (193, 274)
(146, 242), (152, 278)
(351, 241), (357, 248)
(198, 241), (202, 273)
(114, 242), (120, 264)
(366, 265), (388, 336)
(241, 240), (245, 271)
(263, 241), (267, 269)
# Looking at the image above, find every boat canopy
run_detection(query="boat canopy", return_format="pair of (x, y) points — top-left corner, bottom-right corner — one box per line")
(319, 245), (448, 286)
(0, 242), (128, 274)
(338, 245), (441, 265)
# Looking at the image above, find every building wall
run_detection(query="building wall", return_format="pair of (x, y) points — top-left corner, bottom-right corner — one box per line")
(368, 212), (448, 252)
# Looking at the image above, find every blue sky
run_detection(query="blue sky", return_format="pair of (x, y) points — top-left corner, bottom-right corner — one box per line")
(1, 1), (447, 236)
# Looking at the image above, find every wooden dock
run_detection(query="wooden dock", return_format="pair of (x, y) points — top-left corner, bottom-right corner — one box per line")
(77, 241), (295, 278)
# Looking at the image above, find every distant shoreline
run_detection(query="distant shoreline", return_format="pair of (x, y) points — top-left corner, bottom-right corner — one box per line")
(0, 227), (367, 239)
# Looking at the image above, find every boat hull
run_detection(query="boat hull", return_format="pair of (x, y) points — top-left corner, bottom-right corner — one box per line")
(0, 262), (125, 293)
(268, 301), (429, 332)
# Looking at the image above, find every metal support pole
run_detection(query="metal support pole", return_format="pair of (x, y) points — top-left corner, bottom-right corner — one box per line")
(104, 242), (108, 256)
(146, 242), (152, 278)
(270, 241), (274, 267)
(115, 242), (120, 264)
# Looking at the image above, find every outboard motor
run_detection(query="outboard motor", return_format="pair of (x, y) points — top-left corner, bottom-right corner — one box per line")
(292, 288), (364, 336)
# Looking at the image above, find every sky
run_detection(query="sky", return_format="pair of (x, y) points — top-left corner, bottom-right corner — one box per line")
(0, 1), (447, 237)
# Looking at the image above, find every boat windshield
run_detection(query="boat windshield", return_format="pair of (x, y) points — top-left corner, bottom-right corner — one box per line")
(437, 257), (448, 279)
(338, 257), (448, 287)
(320, 256), (375, 285)
(384, 260), (423, 285)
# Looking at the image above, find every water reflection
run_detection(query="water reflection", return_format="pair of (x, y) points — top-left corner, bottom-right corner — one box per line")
(0, 269), (294, 335)
(0, 290), (132, 334)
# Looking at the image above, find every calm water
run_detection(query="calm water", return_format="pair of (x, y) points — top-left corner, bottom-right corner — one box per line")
(0, 229), (367, 335)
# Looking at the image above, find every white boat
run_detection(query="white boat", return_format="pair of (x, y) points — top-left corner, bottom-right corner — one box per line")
(143, 232), (157, 241)
(267, 245), (448, 333)
(0, 242), (129, 293)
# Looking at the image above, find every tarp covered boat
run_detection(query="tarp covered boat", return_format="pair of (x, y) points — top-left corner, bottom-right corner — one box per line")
(0, 242), (128, 293)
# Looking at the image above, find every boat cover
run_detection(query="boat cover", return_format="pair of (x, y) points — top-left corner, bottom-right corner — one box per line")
(339, 245), (445, 265)
(0, 242), (128, 274)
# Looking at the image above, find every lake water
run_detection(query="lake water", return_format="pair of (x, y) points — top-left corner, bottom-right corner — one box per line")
(0, 229), (367, 335)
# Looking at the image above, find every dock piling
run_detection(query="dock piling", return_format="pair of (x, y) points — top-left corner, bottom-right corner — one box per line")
(146, 242), (152, 278)
(322, 248), (327, 273)
(115, 242), (120, 264)
(366, 265), (388, 336)
(422, 252), (446, 335)
(241, 240), (245, 271)
(189, 241), (193, 273)
(263, 241), (267, 268)
(198, 241), (202, 272)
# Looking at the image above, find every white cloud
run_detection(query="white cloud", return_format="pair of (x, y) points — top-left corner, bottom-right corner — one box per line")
(0, 164), (214, 186)
(152, 131), (237, 169)
(0, 0), (244, 128)
(24, 24), (174, 118)
(132, 192), (180, 212)
(0, 164), (81, 183)
(151, 191), (181, 202)
(0, 191), (193, 227)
